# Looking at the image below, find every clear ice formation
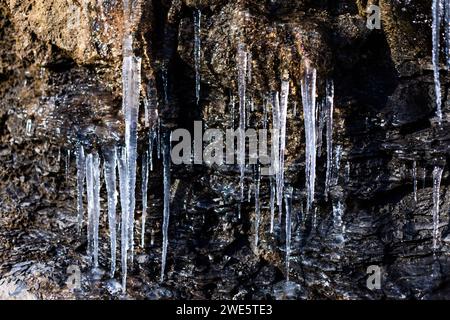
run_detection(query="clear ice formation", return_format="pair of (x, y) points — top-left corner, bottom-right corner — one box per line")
(118, 147), (129, 292)
(301, 65), (317, 214)
(237, 42), (248, 201)
(432, 0), (443, 123)
(141, 151), (149, 248)
(104, 147), (118, 278)
(76, 144), (85, 232)
(194, 9), (201, 105)
(161, 133), (171, 282)
(85, 153), (101, 268)
(284, 186), (293, 280)
(324, 80), (334, 201)
(432, 166), (444, 250)
(254, 166), (261, 247)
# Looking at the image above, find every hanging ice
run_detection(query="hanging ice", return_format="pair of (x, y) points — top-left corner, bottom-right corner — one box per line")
(76, 144), (85, 232)
(254, 166), (261, 247)
(141, 151), (149, 248)
(432, 166), (443, 250)
(237, 42), (248, 201)
(301, 65), (317, 214)
(271, 92), (281, 218)
(194, 9), (201, 105)
(85, 153), (101, 268)
(413, 161), (418, 203)
(445, 0), (450, 66)
(284, 186), (293, 281)
(161, 133), (171, 282)
(122, 37), (142, 265)
(104, 147), (118, 278)
(118, 147), (129, 292)
(333, 200), (345, 243)
(65, 149), (71, 181)
(269, 177), (276, 233)
(324, 80), (334, 201)
(432, 0), (443, 123)
(333, 145), (343, 187)
(278, 78), (289, 218)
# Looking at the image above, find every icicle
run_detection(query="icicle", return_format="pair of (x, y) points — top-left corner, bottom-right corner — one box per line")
(413, 161), (418, 202)
(324, 80), (334, 201)
(278, 78), (289, 218)
(254, 166), (261, 248)
(162, 66), (169, 107)
(269, 177), (276, 233)
(148, 130), (154, 172)
(161, 133), (171, 282)
(65, 149), (71, 181)
(271, 92), (281, 214)
(237, 42), (248, 201)
(316, 100), (325, 155)
(445, 0), (450, 67)
(301, 65), (317, 214)
(432, 166), (443, 250)
(104, 147), (118, 278)
(230, 95), (236, 129)
(194, 9), (201, 105)
(123, 37), (142, 265)
(76, 144), (86, 232)
(118, 147), (129, 292)
(432, 0), (443, 123)
(141, 151), (149, 248)
(333, 145), (343, 186)
(333, 200), (345, 243)
(284, 186), (293, 281)
(85, 153), (101, 268)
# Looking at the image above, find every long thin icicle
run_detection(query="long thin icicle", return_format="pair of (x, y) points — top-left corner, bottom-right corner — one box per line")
(271, 92), (280, 218)
(141, 151), (149, 248)
(254, 166), (261, 247)
(285, 186), (293, 281)
(85, 153), (101, 268)
(123, 38), (142, 265)
(432, 166), (443, 250)
(237, 42), (247, 201)
(301, 65), (317, 215)
(325, 80), (334, 201)
(85, 153), (95, 263)
(432, 0), (443, 123)
(76, 144), (85, 232)
(194, 9), (201, 105)
(278, 78), (289, 219)
(269, 177), (276, 233)
(104, 147), (118, 278)
(118, 147), (129, 292)
(161, 133), (171, 282)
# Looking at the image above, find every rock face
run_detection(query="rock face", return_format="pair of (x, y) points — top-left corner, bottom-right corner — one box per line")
(1, 0), (450, 300)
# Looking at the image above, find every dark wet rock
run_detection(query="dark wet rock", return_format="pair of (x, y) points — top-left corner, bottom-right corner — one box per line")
(2, 0), (450, 300)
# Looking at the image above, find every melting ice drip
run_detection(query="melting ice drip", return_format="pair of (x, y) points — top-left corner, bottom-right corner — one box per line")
(432, 166), (444, 250)
(141, 151), (149, 248)
(194, 9), (201, 105)
(301, 65), (317, 215)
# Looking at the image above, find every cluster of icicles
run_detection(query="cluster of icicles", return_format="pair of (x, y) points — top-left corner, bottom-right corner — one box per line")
(72, 3), (450, 293)
(71, 4), (349, 292)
